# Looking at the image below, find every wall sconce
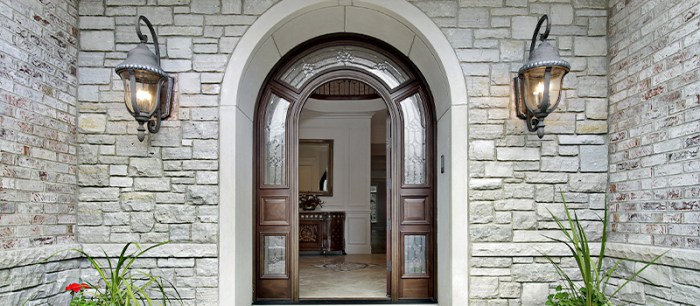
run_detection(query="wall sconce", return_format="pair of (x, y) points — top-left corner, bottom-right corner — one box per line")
(115, 15), (173, 142)
(513, 15), (570, 138)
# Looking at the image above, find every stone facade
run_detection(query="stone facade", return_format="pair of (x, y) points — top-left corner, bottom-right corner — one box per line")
(0, 0), (698, 305)
(604, 0), (700, 304)
(0, 0), (80, 303)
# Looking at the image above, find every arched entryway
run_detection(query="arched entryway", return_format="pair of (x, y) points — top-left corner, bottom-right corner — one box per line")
(218, 1), (469, 305)
(253, 34), (436, 302)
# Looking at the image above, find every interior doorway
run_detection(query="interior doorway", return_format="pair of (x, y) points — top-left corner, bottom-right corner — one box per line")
(253, 34), (436, 303)
(297, 88), (389, 300)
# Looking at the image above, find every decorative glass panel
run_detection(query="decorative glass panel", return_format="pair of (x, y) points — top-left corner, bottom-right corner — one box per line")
(401, 94), (426, 185)
(263, 94), (290, 185)
(280, 46), (408, 89)
(263, 235), (286, 276)
(404, 235), (426, 274)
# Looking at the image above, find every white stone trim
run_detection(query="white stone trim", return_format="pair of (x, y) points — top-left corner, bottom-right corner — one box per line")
(607, 243), (700, 270)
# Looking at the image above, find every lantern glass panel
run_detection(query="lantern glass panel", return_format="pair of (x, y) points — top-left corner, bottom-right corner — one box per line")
(522, 66), (568, 114)
(120, 70), (162, 116)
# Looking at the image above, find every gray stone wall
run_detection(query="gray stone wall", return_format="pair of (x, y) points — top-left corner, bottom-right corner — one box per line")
(76, 0), (276, 304)
(0, 0), (80, 303)
(410, 0), (610, 304)
(605, 0), (700, 304)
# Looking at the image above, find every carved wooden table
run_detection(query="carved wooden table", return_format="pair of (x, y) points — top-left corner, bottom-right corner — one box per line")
(299, 211), (346, 255)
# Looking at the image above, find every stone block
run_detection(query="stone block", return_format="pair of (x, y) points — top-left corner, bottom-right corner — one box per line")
(130, 212), (155, 233)
(512, 16), (537, 39)
(187, 186), (219, 205)
(521, 282), (550, 304)
(551, 5), (574, 25)
(178, 73), (200, 94)
(500, 40), (523, 62)
(193, 54), (228, 72)
(192, 0), (222, 14)
(192, 223), (218, 243)
(471, 179), (503, 190)
(167, 37), (193, 59)
(512, 211), (537, 229)
(458, 8), (489, 28)
(470, 224), (512, 242)
(541, 156), (579, 172)
(443, 28), (473, 48)
(575, 36), (608, 56)
(192, 140), (218, 159)
(196, 258), (218, 276)
(81, 31), (114, 51)
(78, 165), (110, 187)
(569, 173), (607, 192)
(121, 192), (156, 211)
(80, 17), (115, 30)
(471, 140), (495, 160)
(222, 0), (242, 14)
(79, 68), (112, 85)
(80, 0), (105, 15)
(128, 158), (163, 177)
(496, 147), (539, 161)
(136, 7), (173, 25)
(79, 188), (119, 201)
(183, 122), (219, 139)
(77, 226), (110, 243)
(577, 120), (608, 134)
(494, 199), (534, 211)
(469, 276), (499, 298)
(470, 202), (494, 224)
(155, 205), (196, 224)
(580, 145), (608, 172)
(577, 76), (607, 97)
(78, 114), (107, 134)
(134, 178), (171, 191)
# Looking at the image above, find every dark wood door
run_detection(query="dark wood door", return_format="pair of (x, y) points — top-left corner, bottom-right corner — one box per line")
(254, 34), (435, 303)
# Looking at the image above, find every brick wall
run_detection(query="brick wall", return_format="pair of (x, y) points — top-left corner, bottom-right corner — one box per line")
(414, 0), (611, 304)
(606, 0), (700, 304)
(0, 0), (80, 302)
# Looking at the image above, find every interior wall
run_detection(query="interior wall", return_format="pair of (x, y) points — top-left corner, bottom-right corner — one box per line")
(299, 113), (373, 254)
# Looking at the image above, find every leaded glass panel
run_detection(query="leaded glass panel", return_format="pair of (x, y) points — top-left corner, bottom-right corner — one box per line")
(279, 46), (408, 89)
(401, 94), (427, 185)
(263, 94), (290, 185)
(263, 235), (286, 276)
(404, 235), (426, 274)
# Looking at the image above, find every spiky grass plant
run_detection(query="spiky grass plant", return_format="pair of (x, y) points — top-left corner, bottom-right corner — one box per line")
(69, 241), (183, 306)
(543, 195), (668, 306)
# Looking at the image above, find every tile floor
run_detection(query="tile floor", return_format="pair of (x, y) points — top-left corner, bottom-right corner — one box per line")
(299, 253), (388, 299)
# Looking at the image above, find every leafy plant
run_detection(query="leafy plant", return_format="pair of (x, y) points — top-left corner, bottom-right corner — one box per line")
(543, 195), (668, 306)
(65, 241), (183, 306)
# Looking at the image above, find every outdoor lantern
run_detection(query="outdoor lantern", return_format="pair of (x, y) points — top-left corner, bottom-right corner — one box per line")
(513, 14), (570, 139)
(115, 15), (173, 142)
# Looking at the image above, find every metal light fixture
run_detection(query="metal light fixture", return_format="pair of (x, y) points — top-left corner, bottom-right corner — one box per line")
(513, 15), (570, 138)
(115, 15), (173, 142)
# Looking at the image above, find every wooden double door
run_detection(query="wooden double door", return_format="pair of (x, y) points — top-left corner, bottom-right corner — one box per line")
(254, 34), (436, 303)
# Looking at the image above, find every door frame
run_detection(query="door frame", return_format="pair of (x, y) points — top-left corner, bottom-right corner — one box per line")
(253, 34), (437, 303)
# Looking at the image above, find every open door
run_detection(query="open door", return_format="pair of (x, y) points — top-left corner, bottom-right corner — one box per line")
(254, 34), (435, 303)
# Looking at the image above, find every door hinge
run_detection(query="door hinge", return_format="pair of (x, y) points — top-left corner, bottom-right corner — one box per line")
(387, 260), (392, 272)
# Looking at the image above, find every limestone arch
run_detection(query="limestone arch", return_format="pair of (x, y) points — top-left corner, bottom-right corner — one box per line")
(219, 1), (469, 305)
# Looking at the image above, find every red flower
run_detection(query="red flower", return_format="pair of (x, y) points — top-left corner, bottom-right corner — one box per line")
(65, 282), (89, 293)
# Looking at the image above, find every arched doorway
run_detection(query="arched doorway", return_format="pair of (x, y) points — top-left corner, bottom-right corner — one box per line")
(254, 35), (436, 303)
(218, 1), (470, 305)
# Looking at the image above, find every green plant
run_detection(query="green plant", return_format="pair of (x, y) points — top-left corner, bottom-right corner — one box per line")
(66, 241), (183, 306)
(543, 195), (668, 306)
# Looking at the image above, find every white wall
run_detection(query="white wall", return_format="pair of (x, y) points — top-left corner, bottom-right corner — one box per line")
(299, 113), (373, 254)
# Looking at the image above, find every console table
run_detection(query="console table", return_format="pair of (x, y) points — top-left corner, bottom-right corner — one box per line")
(299, 211), (345, 255)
